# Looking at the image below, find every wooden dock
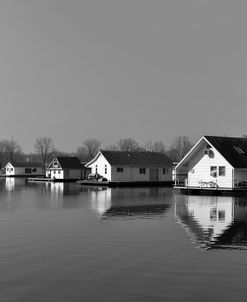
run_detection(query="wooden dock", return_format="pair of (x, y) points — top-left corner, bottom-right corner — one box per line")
(174, 186), (247, 196)
(28, 178), (81, 183)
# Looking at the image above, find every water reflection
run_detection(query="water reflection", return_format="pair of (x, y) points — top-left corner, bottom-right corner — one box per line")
(90, 187), (172, 219)
(26, 182), (85, 209)
(175, 194), (247, 250)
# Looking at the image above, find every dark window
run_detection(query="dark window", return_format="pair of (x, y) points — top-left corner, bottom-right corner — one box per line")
(139, 168), (146, 174)
(219, 166), (225, 176)
(210, 166), (217, 177)
(25, 168), (32, 174)
(105, 165), (107, 174)
(117, 167), (123, 173)
(32, 168), (37, 173)
(163, 168), (166, 174)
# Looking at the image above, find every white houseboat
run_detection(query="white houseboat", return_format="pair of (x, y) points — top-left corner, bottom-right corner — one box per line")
(5, 161), (43, 177)
(46, 157), (90, 181)
(174, 136), (247, 194)
(84, 150), (172, 186)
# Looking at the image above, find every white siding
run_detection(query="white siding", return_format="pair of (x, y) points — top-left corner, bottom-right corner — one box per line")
(46, 168), (82, 179)
(87, 154), (111, 180)
(87, 153), (172, 182)
(187, 146), (233, 188)
(5, 163), (43, 176)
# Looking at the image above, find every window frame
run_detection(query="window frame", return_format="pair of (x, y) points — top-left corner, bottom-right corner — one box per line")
(218, 166), (226, 176)
(210, 166), (217, 177)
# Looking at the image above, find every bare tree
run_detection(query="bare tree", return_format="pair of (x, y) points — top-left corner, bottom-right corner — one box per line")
(0, 139), (23, 167)
(169, 135), (193, 161)
(34, 137), (54, 169)
(104, 144), (119, 151)
(6, 139), (22, 161)
(117, 138), (141, 151)
(76, 146), (88, 162)
(77, 138), (101, 161)
(144, 140), (166, 153)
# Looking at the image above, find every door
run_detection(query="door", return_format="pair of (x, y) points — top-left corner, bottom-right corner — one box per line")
(150, 168), (159, 181)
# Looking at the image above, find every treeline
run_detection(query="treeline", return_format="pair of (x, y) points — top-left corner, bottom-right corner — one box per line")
(0, 135), (194, 168)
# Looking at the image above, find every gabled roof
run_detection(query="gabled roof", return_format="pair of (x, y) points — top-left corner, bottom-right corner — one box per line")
(55, 157), (83, 169)
(205, 136), (247, 168)
(99, 150), (172, 166)
(6, 161), (42, 168)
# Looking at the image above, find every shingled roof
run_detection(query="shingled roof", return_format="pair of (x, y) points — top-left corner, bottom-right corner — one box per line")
(100, 150), (172, 166)
(56, 157), (83, 169)
(8, 161), (42, 168)
(205, 136), (247, 168)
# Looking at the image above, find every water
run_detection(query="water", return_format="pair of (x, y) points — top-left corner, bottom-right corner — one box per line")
(0, 178), (247, 302)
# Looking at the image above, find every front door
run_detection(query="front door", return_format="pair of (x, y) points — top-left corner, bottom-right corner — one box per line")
(150, 168), (159, 181)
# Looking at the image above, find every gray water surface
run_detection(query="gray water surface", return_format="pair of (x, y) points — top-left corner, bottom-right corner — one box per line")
(0, 178), (247, 302)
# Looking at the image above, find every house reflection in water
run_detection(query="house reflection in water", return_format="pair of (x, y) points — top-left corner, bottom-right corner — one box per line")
(175, 194), (247, 250)
(90, 187), (172, 219)
(5, 178), (26, 192)
(45, 182), (82, 209)
(5, 177), (15, 191)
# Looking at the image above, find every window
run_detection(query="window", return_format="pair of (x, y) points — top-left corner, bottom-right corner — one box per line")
(32, 168), (37, 172)
(210, 166), (217, 177)
(25, 168), (32, 174)
(219, 166), (225, 176)
(163, 168), (167, 174)
(95, 165), (98, 174)
(105, 165), (107, 174)
(117, 167), (123, 173)
(139, 168), (146, 174)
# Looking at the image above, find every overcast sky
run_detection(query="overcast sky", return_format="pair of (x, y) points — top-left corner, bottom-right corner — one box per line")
(0, 0), (247, 152)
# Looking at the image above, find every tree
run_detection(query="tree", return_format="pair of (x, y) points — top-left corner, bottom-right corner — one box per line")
(77, 138), (101, 162)
(144, 140), (166, 153)
(34, 137), (54, 169)
(117, 138), (141, 151)
(76, 146), (88, 162)
(169, 135), (193, 161)
(0, 139), (23, 167)
(83, 138), (101, 160)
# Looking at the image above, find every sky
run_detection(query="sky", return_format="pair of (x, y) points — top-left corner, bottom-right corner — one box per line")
(0, 0), (247, 153)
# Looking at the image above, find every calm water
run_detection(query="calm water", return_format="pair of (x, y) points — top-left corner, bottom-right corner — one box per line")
(0, 178), (247, 302)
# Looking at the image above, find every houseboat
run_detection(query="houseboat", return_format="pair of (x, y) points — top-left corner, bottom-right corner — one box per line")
(82, 150), (173, 186)
(5, 161), (44, 177)
(174, 136), (247, 195)
(45, 156), (90, 182)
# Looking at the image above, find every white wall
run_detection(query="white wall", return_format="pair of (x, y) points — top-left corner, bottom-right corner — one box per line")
(5, 163), (43, 176)
(46, 169), (64, 179)
(87, 153), (172, 182)
(187, 146), (233, 188)
(87, 153), (111, 180)
(46, 169), (82, 179)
